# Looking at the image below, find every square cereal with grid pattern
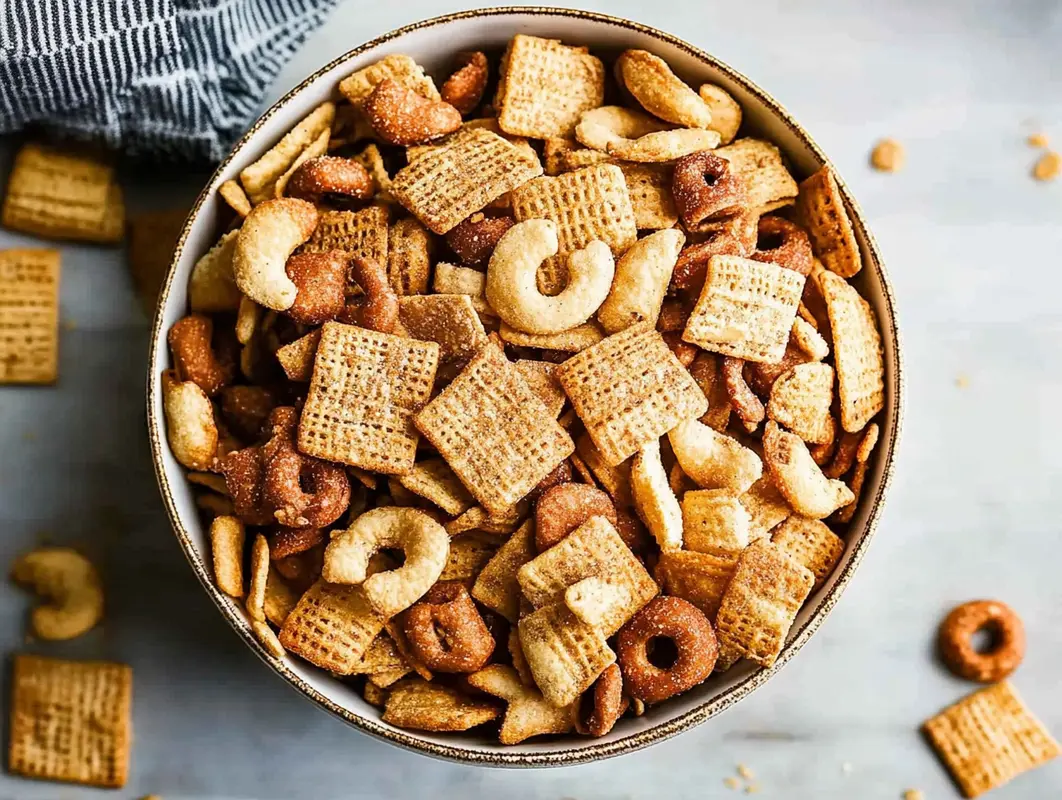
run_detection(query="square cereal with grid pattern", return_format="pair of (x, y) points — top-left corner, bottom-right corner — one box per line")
(391, 127), (543, 234)
(298, 322), (439, 474)
(923, 682), (1060, 798)
(8, 654), (132, 789)
(338, 54), (440, 108)
(617, 161), (678, 229)
(713, 138), (799, 213)
(496, 35), (605, 139)
(278, 580), (387, 674)
(654, 549), (739, 620)
(682, 255), (806, 364)
(414, 340), (573, 514)
(770, 515), (844, 588)
(556, 323), (707, 466)
(302, 206), (389, 289)
(0, 249), (60, 384)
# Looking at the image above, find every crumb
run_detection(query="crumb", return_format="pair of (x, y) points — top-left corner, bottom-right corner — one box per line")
(724, 777), (741, 790)
(870, 138), (905, 172)
(1027, 132), (1049, 148)
(1033, 151), (1061, 181)
(62, 318), (77, 331)
(842, 761), (853, 774)
(737, 764), (756, 781)
(902, 790), (924, 800)
(744, 785), (760, 795)
(954, 373), (970, 389)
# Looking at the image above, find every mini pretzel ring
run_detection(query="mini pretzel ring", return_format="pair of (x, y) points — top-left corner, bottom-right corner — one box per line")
(338, 257), (399, 333)
(285, 250), (348, 325)
(668, 229), (749, 294)
(617, 596), (718, 704)
(402, 582), (495, 673)
(671, 151), (747, 230)
(285, 156), (374, 204)
(323, 507), (449, 617)
(576, 663), (627, 737)
(168, 314), (236, 397)
(268, 526), (326, 560)
(938, 600), (1025, 683)
(485, 219), (615, 335)
(534, 483), (617, 552)
(751, 216), (814, 276)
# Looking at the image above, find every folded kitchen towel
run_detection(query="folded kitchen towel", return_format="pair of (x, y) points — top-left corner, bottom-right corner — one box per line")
(0, 0), (340, 162)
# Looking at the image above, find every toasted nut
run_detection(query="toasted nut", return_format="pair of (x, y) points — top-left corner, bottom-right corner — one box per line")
(232, 198), (318, 311)
(697, 84), (742, 144)
(167, 314), (236, 397)
(668, 418), (762, 494)
(672, 151), (746, 229)
(598, 228), (684, 334)
(285, 155), (374, 204)
(235, 294), (261, 346)
(535, 483), (617, 552)
(268, 526), (326, 560)
(219, 384), (275, 442)
(751, 216), (813, 276)
(338, 257), (399, 333)
(607, 128), (720, 163)
(11, 548), (104, 640)
(441, 51), (489, 115)
(616, 50), (712, 128)
(763, 421), (854, 518)
(364, 79), (462, 146)
(285, 250), (348, 325)
(189, 230), (242, 312)
(485, 219), (615, 335)
(574, 106), (670, 152)
(870, 138), (905, 173)
(445, 212), (515, 266)
(162, 369), (218, 470)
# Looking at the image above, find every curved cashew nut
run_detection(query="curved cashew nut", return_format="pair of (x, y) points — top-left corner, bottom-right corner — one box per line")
(598, 228), (685, 334)
(323, 507), (449, 617)
(232, 198), (318, 311)
(575, 106), (669, 152)
(762, 421), (853, 519)
(485, 219), (615, 335)
(11, 548), (104, 640)
(667, 418), (762, 495)
(162, 370), (218, 470)
(616, 49), (713, 129)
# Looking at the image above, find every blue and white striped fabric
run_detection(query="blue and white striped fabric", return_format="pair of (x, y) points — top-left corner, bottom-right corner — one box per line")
(0, 0), (340, 162)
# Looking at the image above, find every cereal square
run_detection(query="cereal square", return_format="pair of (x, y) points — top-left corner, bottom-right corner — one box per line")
(770, 515), (844, 588)
(654, 549), (739, 620)
(518, 602), (615, 708)
(0, 249), (61, 384)
(278, 580), (387, 674)
(713, 138), (799, 213)
(302, 206), (389, 276)
(398, 294), (486, 363)
(338, 54), (440, 108)
(797, 166), (862, 278)
(617, 161), (678, 229)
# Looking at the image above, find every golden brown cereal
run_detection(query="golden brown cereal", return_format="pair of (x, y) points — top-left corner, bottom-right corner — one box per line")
(210, 516), (245, 597)
(938, 600), (1025, 683)
(0, 248), (60, 384)
(682, 489), (752, 556)
(713, 138), (798, 212)
(467, 664), (577, 744)
(771, 515), (844, 588)
(471, 520), (536, 623)
(398, 293), (486, 362)
(518, 602), (615, 707)
(767, 362), (836, 444)
(382, 679), (499, 732)
(654, 549), (738, 619)
(796, 166), (862, 278)
(387, 217), (433, 296)
(575, 433), (634, 509)
(303, 206), (389, 268)
(515, 360), (567, 419)
(339, 54), (439, 109)
(869, 138), (905, 172)
(126, 208), (187, 310)
(275, 329), (321, 382)
(441, 51), (490, 115)
(219, 179), (252, 217)
(397, 458), (475, 516)
(239, 102), (335, 204)
(763, 421), (853, 518)
(439, 533), (498, 586)
(618, 161), (679, 229)
(278, 580), (387, 673)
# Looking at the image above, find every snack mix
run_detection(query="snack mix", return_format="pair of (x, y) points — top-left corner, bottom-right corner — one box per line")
(163, 36), (886, 744)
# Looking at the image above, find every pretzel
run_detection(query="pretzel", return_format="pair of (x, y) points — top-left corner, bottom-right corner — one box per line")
(671, 151), (747, 229)
(617, 596), (717, 703)
(534, 483), (617, 552)
(364, 79), (462, 146)
(284, 250), (348, 325)
(440, 51), (489, 115)
(337, 257), (399, 333)
(268, 525), (326, 560)
(232, 197), (318, 311)
(444, 212), (514, 266)
(722, 356), (765, 432)
(576, 663), (627, 737)
(402, 582), (495, 673)
(668, 227), (749, 294)
(167, 314), (235, 397)
(938, 600), (1025, 683)
(217, 446), (272, 525)
(750, 216), (813, 276)
(285, 156), (374, 205)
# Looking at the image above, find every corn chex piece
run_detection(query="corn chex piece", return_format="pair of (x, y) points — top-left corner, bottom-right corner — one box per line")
(276, 329), (321, 382)
(713, 138), (799, 213)
(565, 576), (633, 628)
(767, 361), (836, 444)
(739, 475), (792, 541)
(2, 143), (123, 243)
(518, 602), (615, 708)
(630, 438), (684, 551)
(398, 294), (486, 363)
(771, 515), (844, 588)
(556, 323), (707, 466)
(397, 457), (475, 516)
(797, 166), (862, 278)
(575, 432), (633, 508)
(682, 489), (752, 556)
(714, 540), (814, 667)
(618, 161), (678, 229)
(654, 549), (739, 620)
(515, 360), (566, 418)
(0, 249), (60, 384)
(392, 127), (543, 234)
(353, 142), (394, 201)
(557, 147), (612, 172)
(923, 682), (1060, 798)
(498, 321), (604, 352)
(472, 520), (536, 623)
(338, 54), (440, 108)
(298, 322), (439, 474)
(382, 678), (499, 732)
(819, 270), (885, 433)
(440, 533), (498, 586)
(543, 137), (578, 175)
(414, 340), (573, 514)
(511, 164), (637, 293)
(388, 218), (432, 295)
(302, 206), (389, 269)
(682, 255), (806, 364)
(518, 516), (657, 635)
(496, 35), (605, 139)
(264, 568), (298, 627)
(432, 262), (495, 319)
(239, 102), (335, 204)
(8, 655), (132, 788)
(467, 664), (577, 744)
(278, 580), (386, 674)
(348, 633), (409, 676)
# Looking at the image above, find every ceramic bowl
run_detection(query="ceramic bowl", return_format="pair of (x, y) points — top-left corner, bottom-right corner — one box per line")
(147, 7), (903, 767)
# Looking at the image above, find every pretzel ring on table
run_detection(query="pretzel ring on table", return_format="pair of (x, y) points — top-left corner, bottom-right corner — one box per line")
(617, 596), (718, 704)
(167, 314), (236, 397)
(938, 600), (1025, 683)
(750, 216), (814, 276)
(671, 151), (747, 230)
(534, 483), (618, 552)
(402, 582), (495, 673)
(285, 156), (375, 205)
(576, 663), (627, 737)
(284, 250), (348, 325)
(338, 257), (399, 333)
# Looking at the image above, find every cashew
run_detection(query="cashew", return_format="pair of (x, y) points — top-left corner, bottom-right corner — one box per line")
(12, 548), (104, 640)
(616, 49), (713, 129)
(485, 219), (615, 335)
(762, 421), (854, 519)
(231, 198), (318, 311)
(323, 507), (449, 617)
(598, 229), (685, 333)
(668, 418), (762, 495)
(607, 128), (720, 163)
(575, 106), (669, 152)
(189, 229), (241, 312)
(698, 84), (743, 145)
(162, 369), (218, 470)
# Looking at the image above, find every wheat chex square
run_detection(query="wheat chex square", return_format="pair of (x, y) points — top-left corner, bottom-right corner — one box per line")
(298, 322), (439, 474)
(414, 340), (573, 514)
(278, 580), (387, 674)
(0, 249), (61, 384)
(797, 166), (862, 278)
(302, 206), (389, 276)
(770, 515), (844, 588)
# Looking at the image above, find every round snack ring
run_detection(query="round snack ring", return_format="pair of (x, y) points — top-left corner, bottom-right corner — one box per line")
(617, 596), (718, 704)
(232, 197), (318, 311)
(402, 581), (495, 673)
(668, 229), (749, 294)
(363, 79), (462, 146)
(722, 356), (766, 431)
(535, 483), (618, 552)
(269, 525), (326, 560)
(285, 156), (374, 205)
(485, 219), (615, 336)
(445, 212), (515, 266)
(284, 250), (349, 325)
(338, 257), (399, 333)
(322, 506), (450, 617)
(168, 313), (236, 397)
(938, 600), (1025, 683)
(751, 216), (813, 276)
(576, 664), (628, 737)
(671, 151), (747, 230)
(440, 51), (489, 115)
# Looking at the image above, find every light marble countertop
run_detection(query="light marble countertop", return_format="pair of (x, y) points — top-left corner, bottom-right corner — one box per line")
(1, 1), (1061, 798)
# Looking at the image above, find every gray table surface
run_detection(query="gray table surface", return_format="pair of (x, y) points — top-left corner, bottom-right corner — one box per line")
(2, 0), (1061, 797)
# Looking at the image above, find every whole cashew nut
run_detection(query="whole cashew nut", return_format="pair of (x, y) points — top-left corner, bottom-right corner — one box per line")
(232, 197), (318, 311)
(485, 219), (615, 335)
(162, 369), (218, 471)
(323, 507), (449, 617)
(574, 106), (670, 152)
(11, 548), (104, 640)
(597, 228), (685, 334)
(616, 49), (713, 129)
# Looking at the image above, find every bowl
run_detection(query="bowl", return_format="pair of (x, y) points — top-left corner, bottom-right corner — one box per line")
(147, 7), (903, 767)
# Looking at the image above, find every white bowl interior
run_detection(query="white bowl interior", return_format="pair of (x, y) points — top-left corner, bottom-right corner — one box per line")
(149, 10), (900, 765)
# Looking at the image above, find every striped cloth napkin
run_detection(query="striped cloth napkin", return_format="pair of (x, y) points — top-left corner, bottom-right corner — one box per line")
(0, 0), (340, 162)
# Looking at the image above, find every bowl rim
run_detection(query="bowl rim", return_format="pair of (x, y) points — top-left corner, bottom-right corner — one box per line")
(146, 5), (905, 767)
